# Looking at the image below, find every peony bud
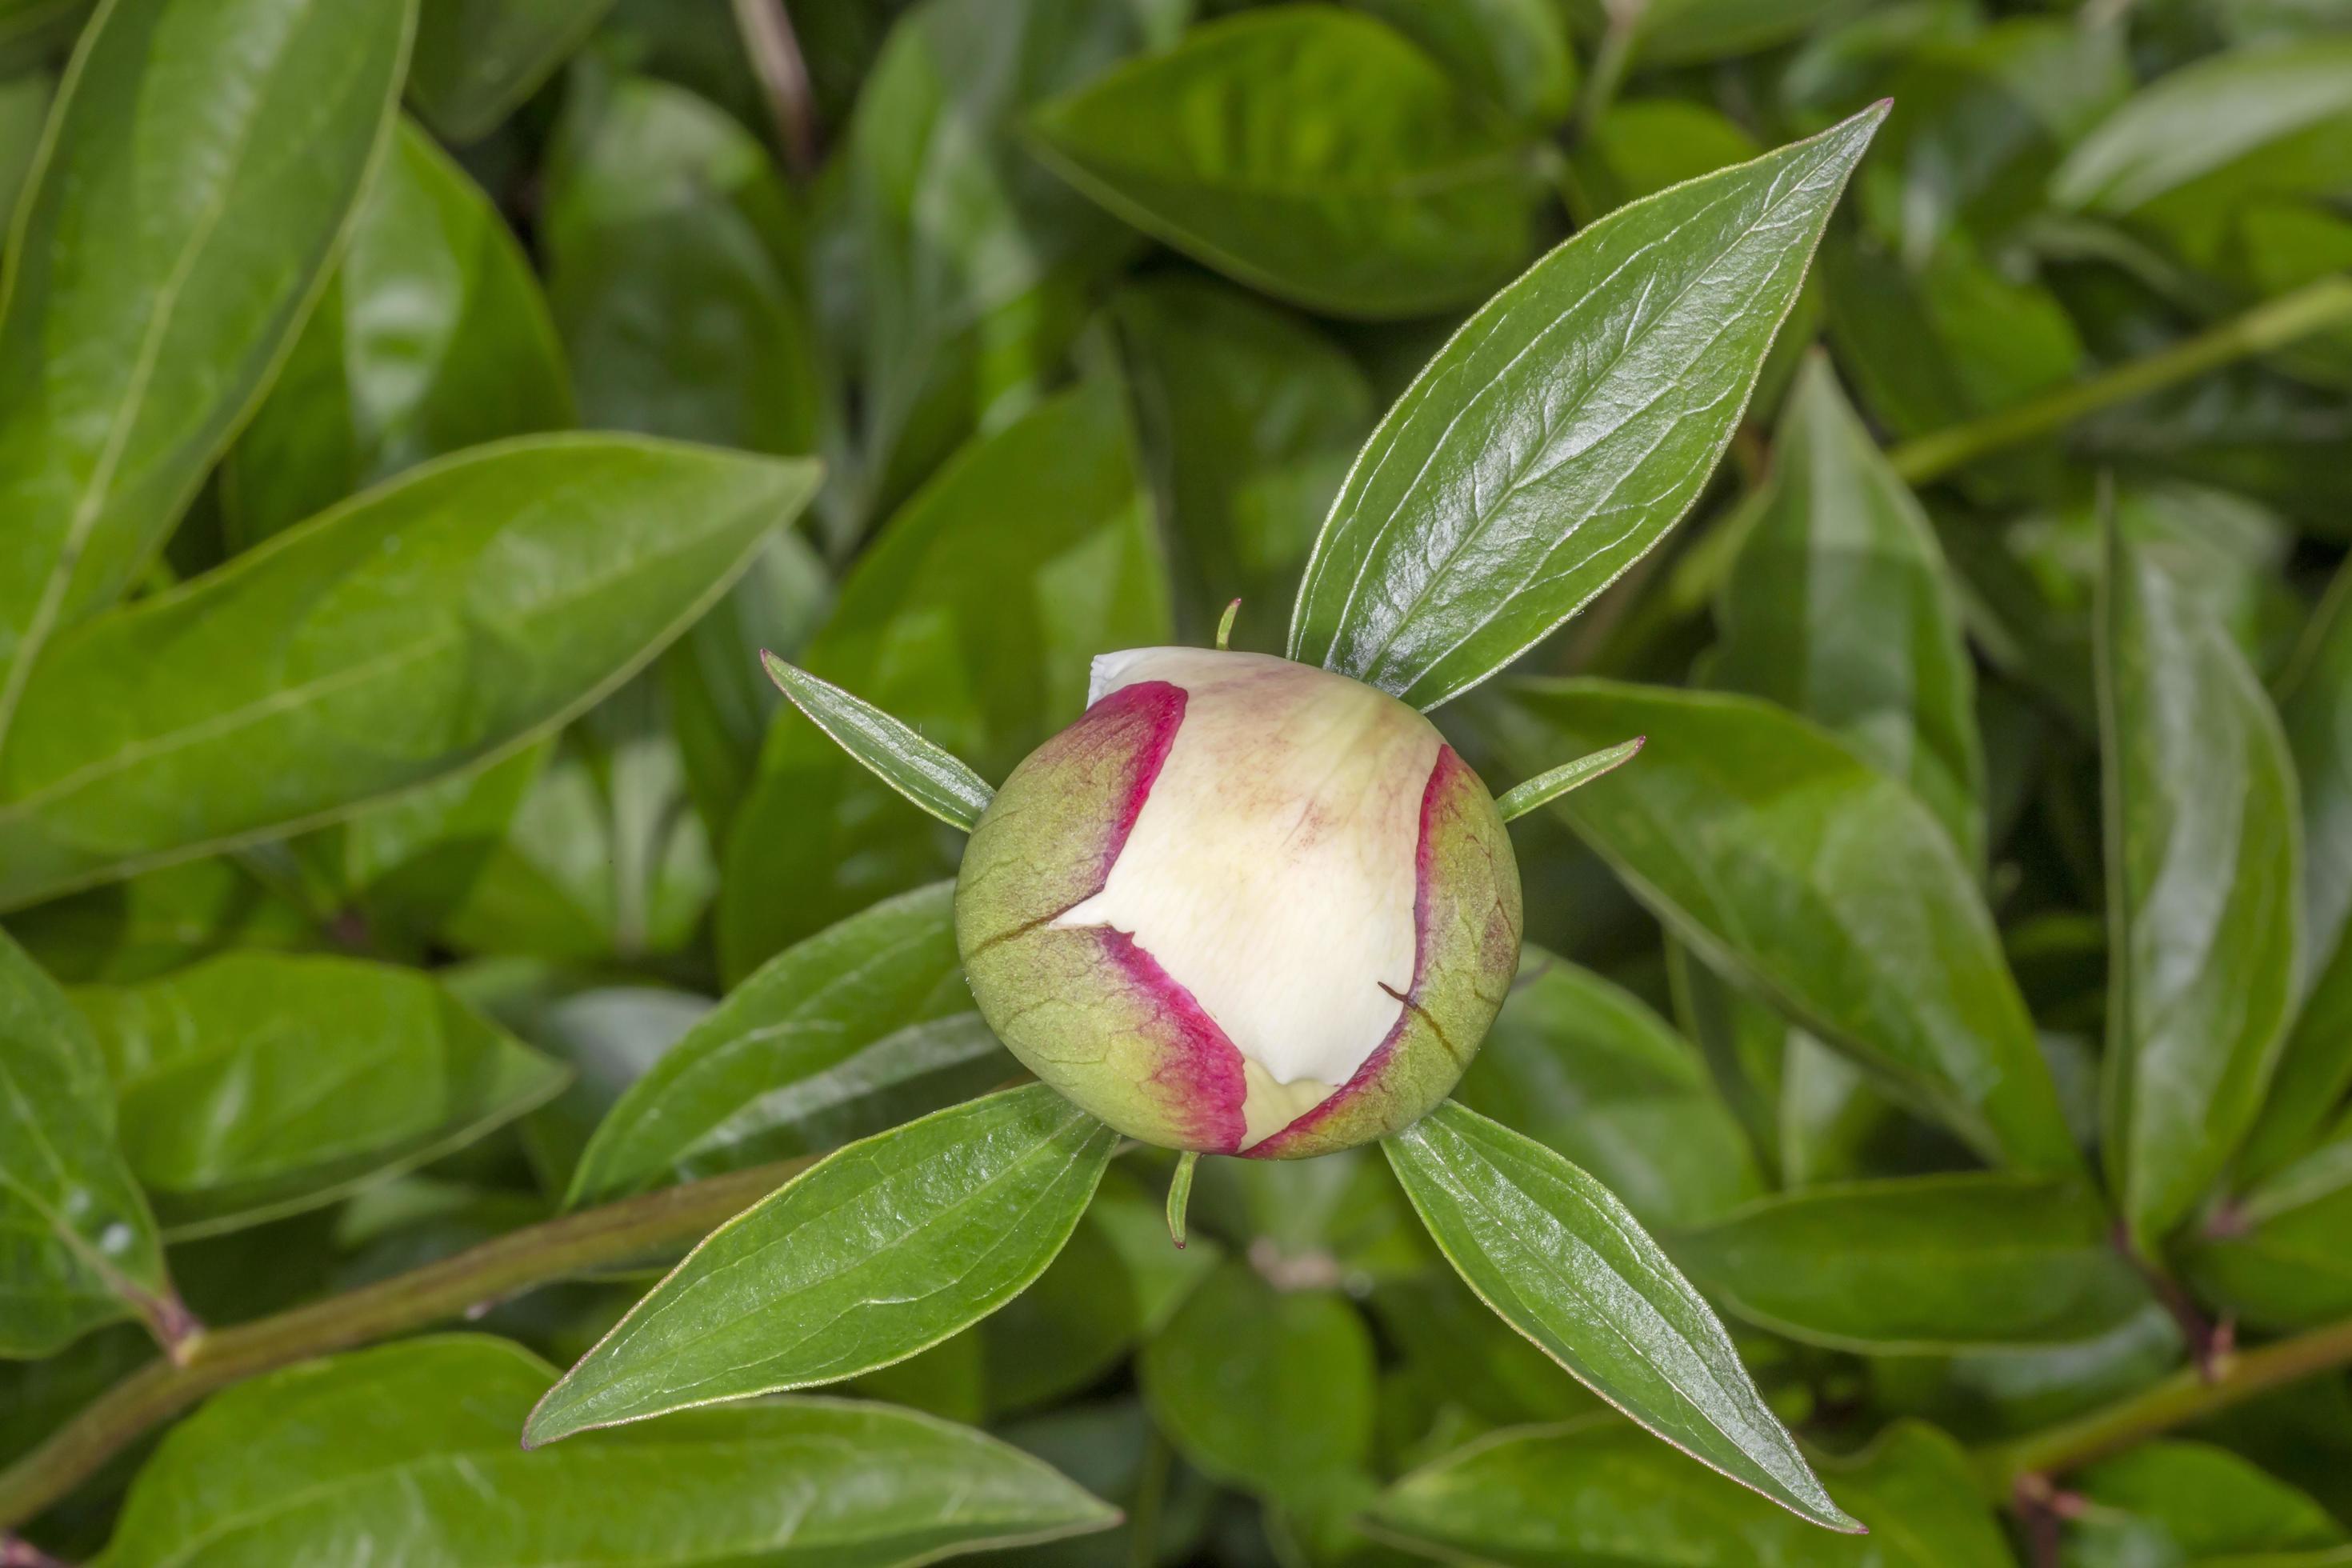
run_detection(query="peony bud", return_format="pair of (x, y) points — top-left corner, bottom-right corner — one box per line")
(956, 649), (1522, 1158)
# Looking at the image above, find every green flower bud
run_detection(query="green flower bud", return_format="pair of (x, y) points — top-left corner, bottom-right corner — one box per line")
(956, 649), (1522, 1158)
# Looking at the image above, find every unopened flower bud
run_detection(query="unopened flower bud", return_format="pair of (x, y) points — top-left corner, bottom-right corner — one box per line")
(956, 649), (1522, 1158)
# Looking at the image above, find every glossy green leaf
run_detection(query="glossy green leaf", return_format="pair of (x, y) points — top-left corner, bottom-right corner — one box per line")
(1382, 1100), (1857, 1531)
(718, 379), (1168, 978)
(1110, 276), (1373, 646)
(0, 929), (172, 1358)
(2098, 523), (2300, 1252)
(406, 0), (616, 142)
(760, 655), (995, 833)
(1288, 105), (1882, 711)
(72, 952), (566, 1237)
(1712, 356), (1985, 863)
(1452, 946), (1763, 1230)
(102, 1336), (1118, 1565)
(2072, 1441), (2347, 1563)
(0, 0), (414, 744)
(1030, 6), (1538, 319)
(0, 436), (819, 912)
(1493, 738), (1646, 823)
(220, 120), (572, 546)
(1141, 1260), (1376, 1509)
(544, 70), (820, 462)
(1482, 678), (2081, 1175)
(1671, 1173), (2148, 1353)
(1369, 1417), (2012, 1566)
(2246, 566), (2352, 1175)
(569, 882), (1008, 1205)
(832, 0), (1167, 514)
(1349, 0), (1575, 125)
(526, 1084), (1116, 1445)
(2183, 1113), (2352, 1330)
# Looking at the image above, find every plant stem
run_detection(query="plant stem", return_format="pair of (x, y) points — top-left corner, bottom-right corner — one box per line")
(730, 0), (818, 179)
(1887, 275), (2352, 486)
(0, 1156), (815, 1533)
(1975, 1311), (2352, 1498)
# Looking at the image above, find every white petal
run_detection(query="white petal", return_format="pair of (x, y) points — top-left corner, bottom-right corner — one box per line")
(1056, 650), (1432, 1118)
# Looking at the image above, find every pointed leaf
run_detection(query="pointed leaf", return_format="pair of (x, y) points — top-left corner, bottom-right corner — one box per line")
(0, 0), (414, 742)
(1369, 1417), (2011, 1566)
(1382, 1100), (1857, 1531)
(72, 953), (567, 1237)
(761, 656), (995, 833)
(0, 930), (171, 1358)
(1287, 104), (1883, 711)
(1493, 738), (1645, 823)
(2099, 525), (2300, 1251)
(102, 1336), (1117, 1566)
(527, 1084), (1117, 1444)
(1482, 678), (2080, 1175)
(568, 882), (1008, 1206)
(1028, 6), (1540, 318)
(2182, 1111), (2352, 1330)
(1711, 357), (1985, 863)
(0, 436), (819, 912)
(220, 118), (574, 546)
(1670, 1173), (2150, 1353)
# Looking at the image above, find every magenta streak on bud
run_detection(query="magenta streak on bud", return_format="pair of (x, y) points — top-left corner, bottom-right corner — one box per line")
(1098, 929), (1247, 1151)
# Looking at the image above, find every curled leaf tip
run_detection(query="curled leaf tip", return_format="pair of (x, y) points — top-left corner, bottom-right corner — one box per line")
(1215, 598), (1242, 651)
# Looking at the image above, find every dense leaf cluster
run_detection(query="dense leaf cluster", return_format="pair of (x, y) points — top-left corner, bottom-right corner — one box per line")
(2, 1), (2350, 1566)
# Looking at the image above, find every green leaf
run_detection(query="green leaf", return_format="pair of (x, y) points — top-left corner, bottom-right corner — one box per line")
(1382, 1100), (1857, 1531)
(718, 379), (1168, 979)
(72, 952), (566, 1237)
(2098, 522), (2300, 1252)
(1110, 276), (1373, 645)
(6, 855), (318, 986)
(760, 656), (995, 834)
(1349, 0), (1576, 126)
(0, 67), (50, 222)
(0, 435), (818, 913)
(1619, 0), (1863, 66)
(1670, 1173), (2149, 1354)
(1665, 938), (1786, 1178)
(220, 119), (573, 547)
(1711, 356), (1985, 864)
(832, 0), (1168, 514)
(102, 1336), (1118, 1565)
(567, 882), (1008, 1205)
(1140, 1260), (1377, 1510)
(2073, 1441), (2347, 1562)
(1287, 105), (1882, 711)
(1564, 98), (1758, 223)
(1492, 738), (1646, 824)
(0, 0), (414, 744)
(1029, 6), (1538, 319)
(406, 0), (616, 142)
(0, 929), (173, 1358)
(1369, 1416), (2011, 1566)
(2246, 565), (2352, 1176)
(526, 1084), (1117, 1445)
(1451, 946), (1764, 1230)
(2182, 1113), (2352, 1330)
(1482, 678), (2081, 1175)
(544, 70), (821, 462)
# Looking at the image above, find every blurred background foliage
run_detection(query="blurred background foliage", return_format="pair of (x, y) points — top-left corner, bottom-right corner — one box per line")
(3, 0), (2352, 1565)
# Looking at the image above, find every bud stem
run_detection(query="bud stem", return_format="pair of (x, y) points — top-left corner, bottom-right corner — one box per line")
(1166, 1151), (1200, 1248)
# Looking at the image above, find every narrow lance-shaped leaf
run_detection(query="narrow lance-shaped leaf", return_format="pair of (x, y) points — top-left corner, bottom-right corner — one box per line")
(0, 0), (414, 744)
(567, 882), (1009, 1206)
(761, 655), (994, 833)
(1028, 6), (1541, 319)
(2099, 522), (2300, 1253)
(526, 1083), (1118, 1446)
(1710, 355), (1985, 864)
(100, 1336), (1118, 1566)
(1669, 1173), (2152, 1354)
(0, 436), (820, 912)
(1383, 1100), (1859, 1532)
(1494, 738), (1645, 823)
(72, 953), (568, 1238)
(1288, 103), (1885, 712)
(1481, 678), (2081, 1175)
(0, 929), (176, 1358)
